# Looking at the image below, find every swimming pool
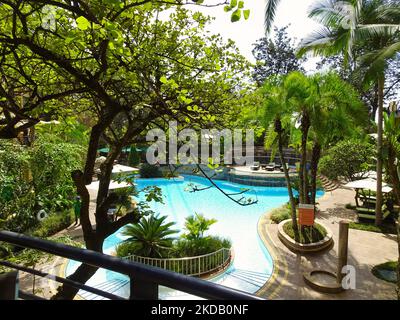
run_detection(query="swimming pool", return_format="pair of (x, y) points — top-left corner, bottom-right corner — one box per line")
(66, 175), (323, 299)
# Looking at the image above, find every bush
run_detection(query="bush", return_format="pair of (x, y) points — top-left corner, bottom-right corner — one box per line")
(174, 236), (231, 258)
(319, 139), (374, 181)
(0, 140), (85, 234)
(270, 206), (292, 224)
(31, 210), (73, 238)
(139, 164), (163, 178)
(115, 241), (138, 258)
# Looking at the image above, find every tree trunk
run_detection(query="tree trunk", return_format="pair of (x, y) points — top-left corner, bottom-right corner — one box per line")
(299, 111), (310, 204)
(51, 237), (104, 300)
(310, 142), (321, 205)
(375, 77), (384, 226)
(275, 118), (299, 241)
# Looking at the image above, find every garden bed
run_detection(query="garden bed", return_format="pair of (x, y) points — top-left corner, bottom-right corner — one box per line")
(278, 219), (333, 254)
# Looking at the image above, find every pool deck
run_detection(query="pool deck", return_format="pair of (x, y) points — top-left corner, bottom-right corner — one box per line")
(257, 187), (398, 300)
(230, 166), (297, 177)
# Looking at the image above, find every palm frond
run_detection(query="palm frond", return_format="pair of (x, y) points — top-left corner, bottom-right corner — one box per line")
(359, 41), (400, 83)
(265, 0), (281, 35)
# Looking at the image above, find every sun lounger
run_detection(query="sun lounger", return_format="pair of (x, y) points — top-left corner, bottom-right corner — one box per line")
(266, 162), (275, 171)
(250, 162), (260, 171)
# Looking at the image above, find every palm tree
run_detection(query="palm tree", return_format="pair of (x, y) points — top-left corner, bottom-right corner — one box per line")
(122, 214), (179, 258)
(262, 77), (300, 240)
(307, 72), (367, 203)
(298, 0), (400, 226)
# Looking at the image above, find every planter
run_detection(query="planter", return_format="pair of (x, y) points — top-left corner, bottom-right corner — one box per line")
(277, 219), (333, 254)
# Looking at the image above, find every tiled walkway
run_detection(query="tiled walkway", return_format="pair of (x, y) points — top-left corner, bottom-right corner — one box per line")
(257, 188), (398, 300)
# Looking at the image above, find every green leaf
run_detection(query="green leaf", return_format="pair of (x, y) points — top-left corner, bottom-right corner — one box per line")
(230, 0), (238, 8)
(238, 1), (244, 9)
(243, 9), (250, 20)
(160, 76), (168, 84)
(231, 9), (241, 23)
(76, 16), (90, 30)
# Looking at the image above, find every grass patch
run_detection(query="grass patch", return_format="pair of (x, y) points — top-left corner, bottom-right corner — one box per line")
(349, 222), (397, 234)
(345, 203), (356, 210)
(283, 221), (327, 244)
(371, 261), (398, 284)
(270, 205), (292, 224)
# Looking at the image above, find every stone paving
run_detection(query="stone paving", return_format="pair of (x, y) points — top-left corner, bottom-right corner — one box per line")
(257, 188), (398, 300)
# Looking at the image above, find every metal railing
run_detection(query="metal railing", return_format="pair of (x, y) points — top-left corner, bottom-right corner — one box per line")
(0, 231), (261, 300)
(124, 248), (231, 277)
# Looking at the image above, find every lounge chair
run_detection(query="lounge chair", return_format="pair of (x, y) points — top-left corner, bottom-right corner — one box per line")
(250, 161), (260, 171)
(266, 162), (275, 171)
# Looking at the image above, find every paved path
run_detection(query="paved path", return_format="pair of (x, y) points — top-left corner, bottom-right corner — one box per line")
(257, 188), (398, 300)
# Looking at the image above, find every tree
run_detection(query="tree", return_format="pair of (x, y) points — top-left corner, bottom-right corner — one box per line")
(316, 54), (400, 121)
(319, 139), (375, 181)
(262, 71), (365, 206)
(261, 76), (300, 240)
(252, 26), (305, 86)
(0, 2), (251, 299)
(121, 214), (179, 258)
(298, 0), (400, 226)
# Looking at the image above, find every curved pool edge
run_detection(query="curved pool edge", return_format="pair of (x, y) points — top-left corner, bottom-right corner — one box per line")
(256, 209), (289, 299)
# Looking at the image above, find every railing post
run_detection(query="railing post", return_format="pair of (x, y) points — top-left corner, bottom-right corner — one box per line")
(198, 257), (201, 276)
(0, 271), (19, 300)
(129, 276), (159, 300)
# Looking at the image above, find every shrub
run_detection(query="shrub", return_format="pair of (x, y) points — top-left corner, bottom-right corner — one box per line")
(174, 236), (232, 258)
(120, 214), (178, 258)
(115, 241), (138, 258)
(270, 206), (291, 224)
(31, 210), (73, 238)
(139, 164), (163, 178)
(319, 139), (374, 181)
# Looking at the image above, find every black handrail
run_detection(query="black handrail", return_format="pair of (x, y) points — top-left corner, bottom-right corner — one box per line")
(0, 231), (263, 300)
(0, 260), (125, 300)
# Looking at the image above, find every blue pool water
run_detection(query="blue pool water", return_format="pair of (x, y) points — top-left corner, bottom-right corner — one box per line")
(66, 175), (323, 299)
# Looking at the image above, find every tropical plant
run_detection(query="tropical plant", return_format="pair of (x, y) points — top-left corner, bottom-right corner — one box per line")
(183, 213), (217, 240)
(264, 0), (282, 34)
(261, 76), (300, 239)
(298, 0), (400, 226)
(121, 214), (179, 258)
